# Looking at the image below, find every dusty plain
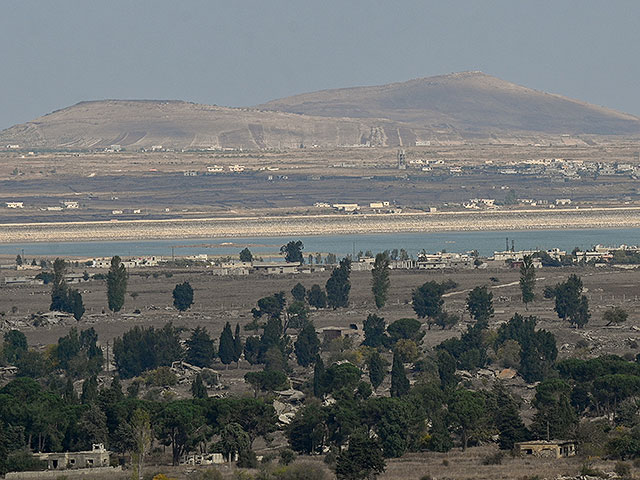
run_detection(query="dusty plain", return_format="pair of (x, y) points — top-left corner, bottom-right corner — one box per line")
(1, 143), (640, 242)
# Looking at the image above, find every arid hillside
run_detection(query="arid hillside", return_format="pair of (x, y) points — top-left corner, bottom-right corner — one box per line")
(0, 100), (383, 150)
(3, 72), (640, 150)
(258, 71), (640, 136)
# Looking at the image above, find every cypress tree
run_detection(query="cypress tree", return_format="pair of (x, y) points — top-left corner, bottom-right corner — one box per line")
(69, 289), (85, 321)
(326, 257), (351, 309)
(219, 322), (235, 368)
(107, 256), (128, 312)
(191, 373), (208, 399)
(313, 355), (326, 398)
(294, 322), (320, 367)
(80, 375), (98, 404)
(390, 352), (409, 397)
(50, 258), (69, 312)
(368, 351), (386, 391)
(63, 377), (77, 404)
(519, 255), (536, 308)
(371, 252), (391, 309)
(186, 326), (216, 368)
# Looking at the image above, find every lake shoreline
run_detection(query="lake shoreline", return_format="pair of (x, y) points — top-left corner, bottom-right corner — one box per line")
(2, 207), (640, 244)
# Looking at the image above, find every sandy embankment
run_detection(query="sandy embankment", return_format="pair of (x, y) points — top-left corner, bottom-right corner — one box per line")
(1, 207), (640, 243)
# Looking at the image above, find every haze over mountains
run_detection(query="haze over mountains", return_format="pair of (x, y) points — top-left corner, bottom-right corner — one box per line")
(2, 72), (640, 150)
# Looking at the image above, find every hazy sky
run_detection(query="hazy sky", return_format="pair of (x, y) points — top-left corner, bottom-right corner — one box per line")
(2, 0), (640, 129)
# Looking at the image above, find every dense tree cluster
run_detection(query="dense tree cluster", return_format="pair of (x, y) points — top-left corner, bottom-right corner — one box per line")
(0, 376), (277, 474)
(113, 324), (185, 378)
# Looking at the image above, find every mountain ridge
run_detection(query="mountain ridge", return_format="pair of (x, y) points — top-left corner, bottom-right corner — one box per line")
(2, 72), (639, 150)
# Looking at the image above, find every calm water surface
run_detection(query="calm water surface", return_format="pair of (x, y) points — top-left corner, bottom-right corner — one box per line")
(1, 228), (640, 259)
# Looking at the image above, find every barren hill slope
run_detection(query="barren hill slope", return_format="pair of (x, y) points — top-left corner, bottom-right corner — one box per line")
(258, 71), (640, 136)
(0, 100), (385, 150)
(3, 72), (640, 150)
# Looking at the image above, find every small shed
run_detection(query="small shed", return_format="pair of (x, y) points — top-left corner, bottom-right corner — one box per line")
(514, 440), (576, 458)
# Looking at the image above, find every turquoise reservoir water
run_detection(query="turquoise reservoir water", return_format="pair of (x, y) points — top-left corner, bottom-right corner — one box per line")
(1, 228), (640, 259)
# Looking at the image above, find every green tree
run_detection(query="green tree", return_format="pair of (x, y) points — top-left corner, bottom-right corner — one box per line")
(113, 323), (184, 378)
(244, 370), (289, 396)
(604, 306), (628, 326)
(436, 350), (458, 389)
(106, 256), (128, 312)
(56, 327), (103, 378)
(186, 326), (216, 367)
(291, 282), (306, 302)
(50, 258), (69, 312)
(80, 375), (98, 404)
(435, 311), (459, 330)
(191, 373), (208, 399)
(495, 313), (557, 383)
(519, 255), (536, 308)
(324, 362), (362, 394)
(307, 284), (327, 309)
(466, 285), (494, 323)
(326, 257), (352, 309)
(368, 351), (387, 391)
(280, 240), (304, 263)
(548, 274), (590, 328)
(447, 389), (486, 450)
(412, 281), (445, 329)
(69, 289), (85, 321)
(172, 281), (194, 311)
(156, 400), (204, 465)
(390, 353), (409, 398)
(313, 355), (326, 398)
(243, 336), (261, 365)
(294, 322), (320, 367)
(239, 247), (253, 262)
(363, 314), (387, 348)
(219, 422), (251, 462)
(15, 254), (23, 266)
(335, 430), (386, 480)
(387, 318), (424, 345)
(287, 301), (309, 328)
(530, 379), (577, 440)
(492, 385), (528, 450)
(252, 292), (286, 320)
(3, 330), (27, 365)
(371, 252), (390, 309)
(362, 397), (423, 458)
(218, 322), (235, 367)
(287, 400), (328, 454)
